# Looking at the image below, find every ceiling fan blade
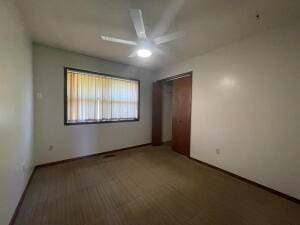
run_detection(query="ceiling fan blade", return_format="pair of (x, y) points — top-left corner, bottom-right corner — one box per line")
(150, 0), (184, 39)
(101, 36), (137, 45)
(128, 51), (137, 58)
(153, 31), (185, 45)
(153, 48), (164, 55)
(129, 9), (147, 40)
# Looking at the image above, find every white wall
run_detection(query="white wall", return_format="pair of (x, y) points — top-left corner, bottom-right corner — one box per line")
(158, 22), (300, 199)
(0, 0), (34, 224)
(162, 83), (172, 142)
(33, 44), (156, 165)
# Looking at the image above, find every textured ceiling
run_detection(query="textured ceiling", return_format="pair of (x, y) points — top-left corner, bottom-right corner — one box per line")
(16, 0), (300, 70)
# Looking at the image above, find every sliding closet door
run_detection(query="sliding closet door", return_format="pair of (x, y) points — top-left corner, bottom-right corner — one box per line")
(172, 75), (192, 156)
(152, 81), (162, 146)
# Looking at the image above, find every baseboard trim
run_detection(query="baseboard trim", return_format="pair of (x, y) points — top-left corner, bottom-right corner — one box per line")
(9, 168), (36, 225)
(189, 157), (299, 204)
(36, 143), (151, 168)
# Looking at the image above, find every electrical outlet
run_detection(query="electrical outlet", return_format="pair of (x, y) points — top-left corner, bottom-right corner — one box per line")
(48, 145), (54, 151)
(216, 149), (221, 154)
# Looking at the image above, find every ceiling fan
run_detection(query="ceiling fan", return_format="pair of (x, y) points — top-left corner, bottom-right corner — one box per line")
(101, 9), (185, 58)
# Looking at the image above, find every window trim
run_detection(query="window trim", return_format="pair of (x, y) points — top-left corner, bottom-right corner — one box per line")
(64, 67), (140, 126)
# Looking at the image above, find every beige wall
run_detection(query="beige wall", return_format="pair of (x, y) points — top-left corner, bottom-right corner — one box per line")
(0, 0), (34, 224)
(33, 44), (156, 165)
(158, 22), (300, 199)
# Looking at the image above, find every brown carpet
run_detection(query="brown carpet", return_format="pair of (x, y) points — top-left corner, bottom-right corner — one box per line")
(14, 145), (300, 225)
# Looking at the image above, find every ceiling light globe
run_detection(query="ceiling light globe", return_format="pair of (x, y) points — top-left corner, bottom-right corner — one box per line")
(137, 49), (152, 58)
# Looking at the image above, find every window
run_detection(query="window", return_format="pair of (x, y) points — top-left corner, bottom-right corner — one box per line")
(64, 68), (139, 125)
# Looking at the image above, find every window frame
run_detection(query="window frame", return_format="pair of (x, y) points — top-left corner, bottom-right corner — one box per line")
(64, 67), (140, 126)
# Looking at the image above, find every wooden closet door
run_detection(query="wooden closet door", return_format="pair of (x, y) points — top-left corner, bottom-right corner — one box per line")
(152, 82), (162, 146)
(172, 76), (192, 156)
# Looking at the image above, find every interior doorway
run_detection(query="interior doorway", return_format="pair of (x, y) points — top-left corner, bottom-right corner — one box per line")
(152, 72), (192, 157)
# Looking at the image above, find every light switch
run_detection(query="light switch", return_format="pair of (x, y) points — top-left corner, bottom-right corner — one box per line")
(36, 92), (43, 99)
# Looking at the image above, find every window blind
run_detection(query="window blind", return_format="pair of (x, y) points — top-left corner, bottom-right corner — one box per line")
(66, 69), (139, 124)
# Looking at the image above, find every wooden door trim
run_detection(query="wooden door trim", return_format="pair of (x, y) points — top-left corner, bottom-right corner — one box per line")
(157, 71), (193, 83)
(155, 71), (193, 157)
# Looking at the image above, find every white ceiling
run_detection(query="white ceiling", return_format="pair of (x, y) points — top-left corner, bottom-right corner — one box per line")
(16, 0), (300, 70)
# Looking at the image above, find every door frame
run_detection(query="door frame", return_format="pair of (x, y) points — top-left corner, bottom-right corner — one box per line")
(158, 71), (193, 83)
(152, 71), (193, 156)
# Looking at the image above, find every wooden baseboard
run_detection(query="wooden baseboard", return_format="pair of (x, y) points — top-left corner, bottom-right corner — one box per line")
(189, 157), (300, 204)
(36, 143), (151, 168)
(9, 168), (36, 225)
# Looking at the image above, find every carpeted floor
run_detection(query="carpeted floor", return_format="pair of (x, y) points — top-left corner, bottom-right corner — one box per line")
(14, 145), (300, 225)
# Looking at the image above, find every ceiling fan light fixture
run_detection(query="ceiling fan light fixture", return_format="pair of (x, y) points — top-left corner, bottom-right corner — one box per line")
(137, 48), (152, 58)
(101, 9), (186, 59)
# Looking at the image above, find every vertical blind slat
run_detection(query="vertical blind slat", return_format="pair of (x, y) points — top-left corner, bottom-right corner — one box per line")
(67, 70), (138, 122)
